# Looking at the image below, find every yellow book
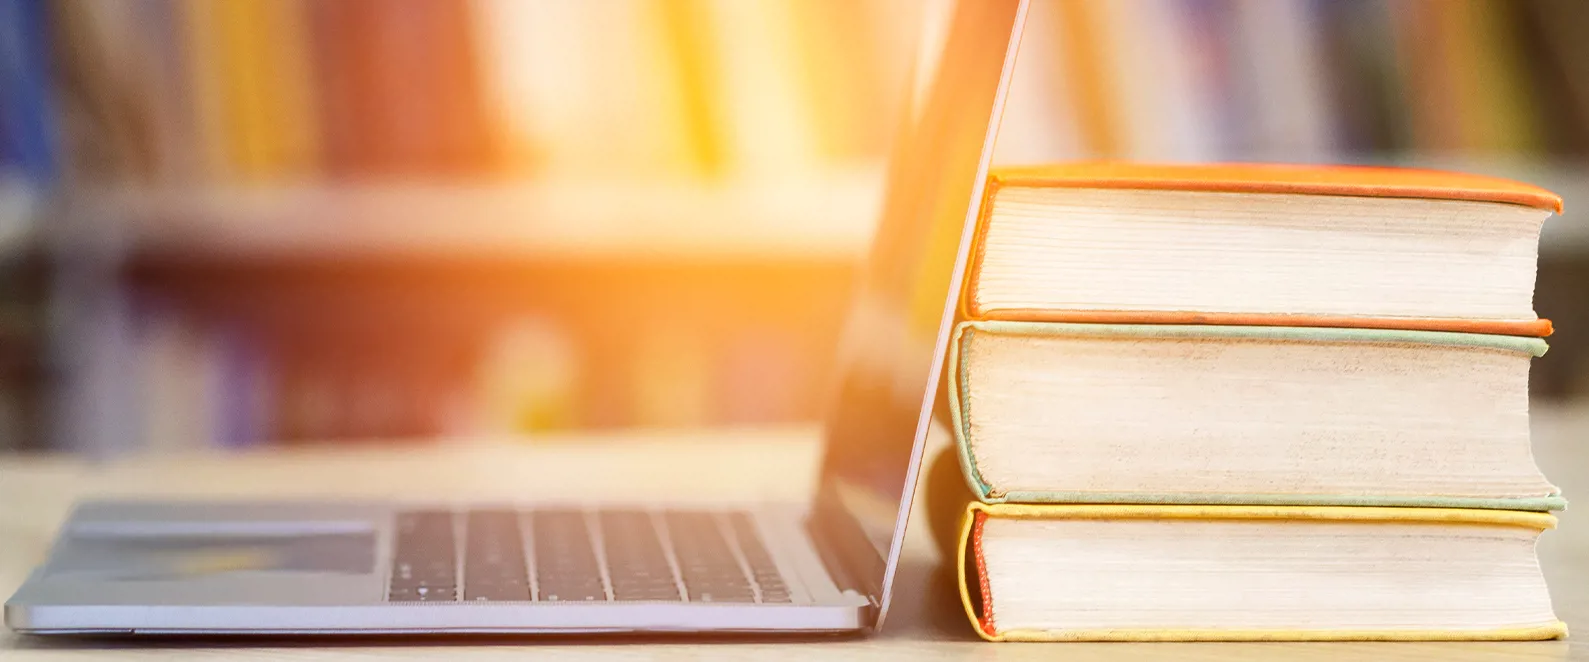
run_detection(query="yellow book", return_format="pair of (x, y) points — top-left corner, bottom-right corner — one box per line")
(1448, 0), (1540, 153)
(198, 0), (319, 181)
(788, 0), (890, 163)
(954, 503), (1566, 642)
(1052, 0), (1121, 158)
(691, 0), (822, 176)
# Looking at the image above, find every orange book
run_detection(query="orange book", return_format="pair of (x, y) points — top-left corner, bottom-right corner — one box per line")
(1389, 2), (1465, 152)
(961, 163), (1563, 337)
(208, 0), (320, 181)
(308, 0), (492, 178)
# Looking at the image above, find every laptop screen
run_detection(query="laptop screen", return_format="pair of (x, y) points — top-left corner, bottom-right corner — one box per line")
(816, 0), (1025, 620)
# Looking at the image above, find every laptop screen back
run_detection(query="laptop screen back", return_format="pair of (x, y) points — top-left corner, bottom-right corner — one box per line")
(816, 0), (1025, 625)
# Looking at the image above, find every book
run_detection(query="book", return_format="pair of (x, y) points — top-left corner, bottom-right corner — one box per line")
(135, 310), (214, 453)
(962, 163), (1563, 336)
(948, 321), (1564, 510)
(1315, 0), (1411, 153)
(1514, 0), (1589, 156)
(0, 0), (59, 184)
(1044, 0), (1122, 158)
(1091, 0), (1217, 161)
(132, 0), (204, 185)
(1226, 0), (1336, 160)
(952, 503), (1566, 642)
(206, 0), (320, 181)
(50, 0), (160, 182)
(1446, 0), (1540, 153)
(178, 0), (232, 181)
(690, 0), (823, 176)
(309, 0), (491, 178)
(472, 0), (700, 177)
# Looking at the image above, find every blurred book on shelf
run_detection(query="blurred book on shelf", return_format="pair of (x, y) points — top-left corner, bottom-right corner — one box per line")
(15, 0), (1589, 453)
(0, 0), (55, 451)
(991, 0), (1589, 163)
(112, 261), (850, 449)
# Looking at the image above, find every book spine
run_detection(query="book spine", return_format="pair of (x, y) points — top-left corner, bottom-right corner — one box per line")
(179, 0), (232, 181)
(945, 322), (997, 503)
(955, 506), (1000, 641)
(956, 174), (1003, 321)
(0, 0), (60, 184)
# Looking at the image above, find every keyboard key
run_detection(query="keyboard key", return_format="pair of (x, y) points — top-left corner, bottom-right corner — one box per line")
(389, 585), (457, 602)
(533, 510), (607, 602)
(665, 512), (755, 604)
(465, 510), (530, 601)
(390, 511), (456, 602)
(600, 511), (682, 602)
(727, 513), (790, 603)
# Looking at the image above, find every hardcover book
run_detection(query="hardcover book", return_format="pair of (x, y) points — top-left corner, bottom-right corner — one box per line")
(962, 163), (1563, 336)
(954, 503), (1566, 642)
(947, 321), (1564, 510)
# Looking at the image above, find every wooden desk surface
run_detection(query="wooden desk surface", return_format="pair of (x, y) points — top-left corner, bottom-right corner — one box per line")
(4, 414), (1587, 661)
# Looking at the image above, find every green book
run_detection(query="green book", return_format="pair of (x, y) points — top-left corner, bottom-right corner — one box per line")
(948, 321), (1565, 511)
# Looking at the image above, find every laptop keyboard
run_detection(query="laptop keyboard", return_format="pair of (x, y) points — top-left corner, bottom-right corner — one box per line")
(387, 509), (791, 604)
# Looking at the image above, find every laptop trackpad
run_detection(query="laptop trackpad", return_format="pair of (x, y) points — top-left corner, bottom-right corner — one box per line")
(29, 503), (385, 605)
(47, 531), (375, 580)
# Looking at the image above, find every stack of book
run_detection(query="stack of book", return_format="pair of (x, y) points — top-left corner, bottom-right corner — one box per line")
(939, 163), (1568, 642)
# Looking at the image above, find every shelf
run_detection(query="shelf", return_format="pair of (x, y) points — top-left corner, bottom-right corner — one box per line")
(67, 168), (884, 261)
(58, 158), (1589, 263)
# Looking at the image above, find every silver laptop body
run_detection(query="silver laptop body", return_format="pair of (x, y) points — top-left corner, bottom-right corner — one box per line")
(5, 0), (1028, 636)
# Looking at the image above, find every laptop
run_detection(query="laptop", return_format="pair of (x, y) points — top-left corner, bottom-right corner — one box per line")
(5, 0), (1028, 636)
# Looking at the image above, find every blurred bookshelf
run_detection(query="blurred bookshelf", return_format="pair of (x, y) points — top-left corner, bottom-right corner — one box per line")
(5, 0), (1589, 453)
(22, 0), (923, 454)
